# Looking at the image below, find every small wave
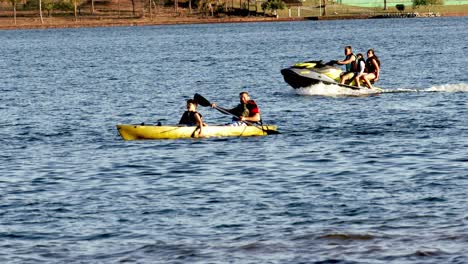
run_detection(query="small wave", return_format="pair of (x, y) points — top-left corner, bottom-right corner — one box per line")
(129, 241), (202, 260)
(414, 250), (441, 256)
(318, 233), (375, 241)
(403, 248), (448, 257)
(311, 259), (358, 264)
(419, 196), (447, 202)
(237, 241), (290, 253)
(81, 232), (117, 241)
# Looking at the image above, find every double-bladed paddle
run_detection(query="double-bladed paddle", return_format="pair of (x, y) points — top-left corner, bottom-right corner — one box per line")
(193, 93), (279, 135)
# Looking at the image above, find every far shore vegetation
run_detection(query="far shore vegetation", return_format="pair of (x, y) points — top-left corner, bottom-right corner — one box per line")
(0, 0), (467, 29)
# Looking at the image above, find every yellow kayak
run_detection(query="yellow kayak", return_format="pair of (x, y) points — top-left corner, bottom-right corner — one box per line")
(116, 124), (279, 140)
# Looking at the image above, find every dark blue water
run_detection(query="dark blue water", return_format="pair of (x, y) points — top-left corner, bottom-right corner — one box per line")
(1, 17), (467, 263)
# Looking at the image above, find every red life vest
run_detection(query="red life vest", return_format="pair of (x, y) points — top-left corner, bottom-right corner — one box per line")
(231, 100), (260, 121)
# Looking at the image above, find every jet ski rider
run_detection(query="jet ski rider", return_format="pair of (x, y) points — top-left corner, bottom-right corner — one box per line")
(362, 49), (381, 89)
(211, 91), (261, 126)
(353, 53), (367, 88)
(336, 46), (357, 85)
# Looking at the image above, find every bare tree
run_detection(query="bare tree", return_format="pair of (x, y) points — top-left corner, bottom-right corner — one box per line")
(149, 0), (152, 19)
(74, 0), (78, 21)
(39, 0), (44, 24)
(5, 0), (18, 24)
(383, 0), (387, 10)
(13, 0), (17, 24)
(322, 0), (326, 16)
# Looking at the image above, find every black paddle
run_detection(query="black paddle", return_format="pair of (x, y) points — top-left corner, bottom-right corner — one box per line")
(193, 93), (279, 135)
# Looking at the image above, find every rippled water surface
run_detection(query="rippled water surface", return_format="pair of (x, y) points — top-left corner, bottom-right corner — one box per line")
(1, 17), (468, 263)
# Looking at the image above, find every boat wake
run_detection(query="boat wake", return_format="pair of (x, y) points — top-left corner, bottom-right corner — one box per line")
(385, 83), (468, 94)
(426, 83), (468, 93)
(294, 83), (383, 97)
(294, 83), (468, 96)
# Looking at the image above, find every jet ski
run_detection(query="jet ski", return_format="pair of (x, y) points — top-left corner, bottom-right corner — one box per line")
(281, 60), (382, 92)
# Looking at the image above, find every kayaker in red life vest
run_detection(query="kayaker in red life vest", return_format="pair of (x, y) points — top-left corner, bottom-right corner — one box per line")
(179, 99), (205, 137)
(211, 91), (261, 126)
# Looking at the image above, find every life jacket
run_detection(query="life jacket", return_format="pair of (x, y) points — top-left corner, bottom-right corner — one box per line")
(178, 111), (202, 126)
(357, 57), (366, 73)
(366, 56), (380, 74)
(345, 53), (357, 73)
(231, 100), (259, 121)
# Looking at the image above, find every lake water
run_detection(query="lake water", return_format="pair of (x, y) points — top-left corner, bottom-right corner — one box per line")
(1, 17), (467, 263)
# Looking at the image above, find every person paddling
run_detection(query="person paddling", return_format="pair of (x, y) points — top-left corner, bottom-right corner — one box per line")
(211, 91), (261, 126)
(179, 99), (205, 137)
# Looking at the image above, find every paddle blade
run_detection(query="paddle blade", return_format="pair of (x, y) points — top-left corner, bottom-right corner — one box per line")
(257, 125), (280, 135)
(194, 93), (211, 107)
(265, 129), (281, 135)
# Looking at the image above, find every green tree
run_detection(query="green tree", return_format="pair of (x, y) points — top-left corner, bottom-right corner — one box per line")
(413, 0), (444, 12)
(41, 0), (74, 17)
(261, 0), (285, 17)
(43, 0), (55, 16)
(396, 4), (405, 11)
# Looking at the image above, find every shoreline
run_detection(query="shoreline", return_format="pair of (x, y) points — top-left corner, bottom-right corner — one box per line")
(0, 16), (302, 30)
(0, 11), (467, 31)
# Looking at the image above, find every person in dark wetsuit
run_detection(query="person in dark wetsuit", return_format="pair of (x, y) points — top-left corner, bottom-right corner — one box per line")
(179, 99), (205, 137)
(211, 91), (261, 126)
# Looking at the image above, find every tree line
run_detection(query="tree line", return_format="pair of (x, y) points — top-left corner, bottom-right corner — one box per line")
(0, 0), (446, 25)
(0, 0), (292, 23)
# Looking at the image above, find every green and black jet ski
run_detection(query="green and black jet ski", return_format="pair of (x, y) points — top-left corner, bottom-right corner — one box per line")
(281, 60), (383, 92)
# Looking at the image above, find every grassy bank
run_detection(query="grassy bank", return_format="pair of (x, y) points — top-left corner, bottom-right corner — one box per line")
(276, 2), (468, 18)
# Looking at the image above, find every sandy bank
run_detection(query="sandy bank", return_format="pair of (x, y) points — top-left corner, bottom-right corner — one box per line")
(0, 16), (302, 30)
(0, 11), (466, 31)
